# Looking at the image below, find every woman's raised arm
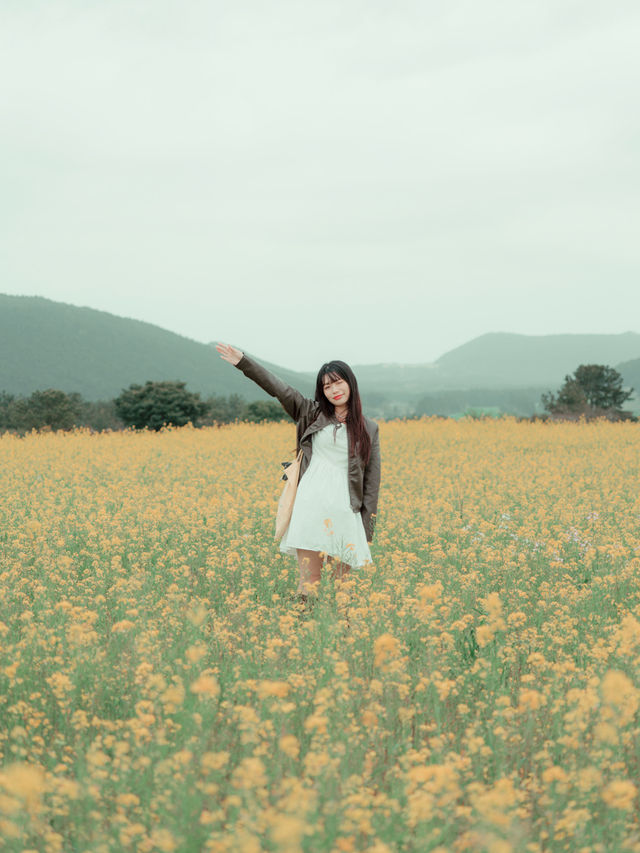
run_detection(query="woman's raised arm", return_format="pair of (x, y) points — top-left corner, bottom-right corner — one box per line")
(216, 342), (316, 423)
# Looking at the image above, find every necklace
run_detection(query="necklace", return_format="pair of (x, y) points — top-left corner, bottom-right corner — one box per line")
(332, 412), (347, 441)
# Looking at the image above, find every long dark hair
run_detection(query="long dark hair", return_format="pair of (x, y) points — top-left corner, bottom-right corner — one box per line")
(314, 360), (371, 465)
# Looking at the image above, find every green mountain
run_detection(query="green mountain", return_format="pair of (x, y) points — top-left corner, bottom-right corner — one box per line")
(2, 294), (638, 417)
(434, 332), (640, 388)
(617, 358), (640, 395)
(0, 294), (314, 401)
(346, 362), (440, 396)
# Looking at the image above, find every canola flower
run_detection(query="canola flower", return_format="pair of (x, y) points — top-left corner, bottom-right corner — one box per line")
(1, 418), (640, 851)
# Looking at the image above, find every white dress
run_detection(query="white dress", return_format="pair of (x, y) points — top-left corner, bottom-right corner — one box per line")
(280, 422), (372, 569)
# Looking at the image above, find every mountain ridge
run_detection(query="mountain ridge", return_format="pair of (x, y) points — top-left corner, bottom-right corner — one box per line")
(1, 294), (638, 413)
(433, 331), (640, 388)
(0, 293), (314, 401)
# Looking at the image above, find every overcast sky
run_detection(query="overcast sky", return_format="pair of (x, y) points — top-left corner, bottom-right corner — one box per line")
(2, 1), (639, 370)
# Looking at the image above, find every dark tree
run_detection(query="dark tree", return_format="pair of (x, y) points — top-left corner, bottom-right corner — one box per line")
(203, 393), (247, 425)
(541, 378), (587, 414)
(9, 389), (84, 432)
(76, 399), (125, 432)
(573, 364), (633, 410)
(0, 391), (16, 431)
(226, 393), (248, 422)
(244, 400), (289, 423)
(114, 380), (208, 431)
(542, 364), (634, 419)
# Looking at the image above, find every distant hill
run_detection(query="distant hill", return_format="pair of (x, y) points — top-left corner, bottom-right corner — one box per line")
(2, 295), (638, 416)
(348, 362), (440, 396)
(350, 332), (640, 397)
(435, 332), (640, 388)
(0, 294), (314, 401)
(617, 358), (640, 395)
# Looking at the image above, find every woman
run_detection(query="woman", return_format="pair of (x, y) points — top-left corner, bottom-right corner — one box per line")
(216, 343), (381, 600)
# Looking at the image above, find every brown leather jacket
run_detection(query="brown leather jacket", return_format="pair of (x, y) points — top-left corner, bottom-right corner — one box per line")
(235, 353), (381, 542)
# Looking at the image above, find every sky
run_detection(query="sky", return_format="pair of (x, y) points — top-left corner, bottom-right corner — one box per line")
(2, 1), (640, 370)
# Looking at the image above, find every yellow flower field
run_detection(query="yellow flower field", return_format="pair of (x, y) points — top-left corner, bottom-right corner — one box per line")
(1, 418), (640, 852)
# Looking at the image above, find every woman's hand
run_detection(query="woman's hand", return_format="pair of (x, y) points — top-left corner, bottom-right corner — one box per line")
(216, 343), (244, 366)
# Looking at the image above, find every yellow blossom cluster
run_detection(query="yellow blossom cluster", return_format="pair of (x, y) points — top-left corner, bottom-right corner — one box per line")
(1, 417), (640, 851)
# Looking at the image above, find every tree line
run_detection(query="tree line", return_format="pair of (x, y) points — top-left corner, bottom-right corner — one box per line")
(0, 383), (289, 435)
(0, 363), (635, 435)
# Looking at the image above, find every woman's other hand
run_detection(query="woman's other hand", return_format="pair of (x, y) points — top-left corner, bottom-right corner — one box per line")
(216, 343), (244, 366)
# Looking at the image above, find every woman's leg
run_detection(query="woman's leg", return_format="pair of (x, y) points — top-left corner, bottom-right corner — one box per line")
(326, 555), (351, 583)
(296, 549), (323, 596)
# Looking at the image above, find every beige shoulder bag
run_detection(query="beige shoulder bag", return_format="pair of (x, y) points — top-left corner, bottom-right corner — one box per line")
(275, 448), (303, 540)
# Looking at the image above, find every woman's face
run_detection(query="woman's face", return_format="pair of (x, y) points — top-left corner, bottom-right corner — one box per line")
(322, 373), (351, 407)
